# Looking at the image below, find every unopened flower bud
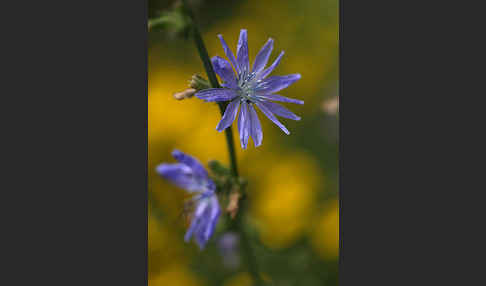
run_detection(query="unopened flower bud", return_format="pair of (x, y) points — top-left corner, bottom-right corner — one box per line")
(208, 160), (231, 176)
(173, 88), (196, 100)
(190, 74), (211, 91)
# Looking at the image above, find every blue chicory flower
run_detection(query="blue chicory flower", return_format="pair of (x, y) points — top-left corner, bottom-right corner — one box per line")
(195, 29), (303, 149)
(156, 150), (220, 249)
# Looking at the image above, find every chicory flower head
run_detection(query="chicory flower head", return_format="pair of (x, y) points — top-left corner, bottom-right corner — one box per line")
(195, 29), (303, 149)
(156, 150), (220, 249)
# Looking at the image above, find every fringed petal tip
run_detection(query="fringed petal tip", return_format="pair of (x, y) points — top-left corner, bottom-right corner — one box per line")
(217, 34), (239, 72)
(171, 149), (183, 159)
(258, 51), (285, 79)
(171, 149), (189, 163)
(155, 163), (170, 177)
(256, 74), (301, 95)
(252, 38), (274, 74)
(236, 29), (249, 73)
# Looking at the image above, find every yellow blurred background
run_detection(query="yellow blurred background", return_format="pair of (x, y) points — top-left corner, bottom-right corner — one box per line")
(149, 0), (338, 285)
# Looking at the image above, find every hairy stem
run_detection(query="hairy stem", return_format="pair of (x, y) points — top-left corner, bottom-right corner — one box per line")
(181, 1), (263, 285)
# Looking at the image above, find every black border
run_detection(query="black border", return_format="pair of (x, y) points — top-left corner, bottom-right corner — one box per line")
(11, 0), (149, 284)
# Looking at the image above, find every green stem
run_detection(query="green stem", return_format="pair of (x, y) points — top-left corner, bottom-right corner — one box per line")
(183, 2), (239, 178)
(232, 197), (265, 286)
(181, 2), (263, 285)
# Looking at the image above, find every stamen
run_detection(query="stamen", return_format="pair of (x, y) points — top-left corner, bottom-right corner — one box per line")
(237, 70), (260, 102)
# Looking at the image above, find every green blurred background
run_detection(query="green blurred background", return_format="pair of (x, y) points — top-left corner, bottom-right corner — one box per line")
(148, 0), (339, 285)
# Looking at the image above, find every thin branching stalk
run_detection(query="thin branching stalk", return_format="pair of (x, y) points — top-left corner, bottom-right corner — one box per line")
(181, 1), (264, 285)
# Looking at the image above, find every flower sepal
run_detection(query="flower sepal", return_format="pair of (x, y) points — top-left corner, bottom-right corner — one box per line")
(207, 160), (248, 220)
(208, 160), (247, 193)
(190, 74), (211, 91)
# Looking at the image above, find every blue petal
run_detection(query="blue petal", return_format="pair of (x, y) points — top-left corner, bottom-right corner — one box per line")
(216, 98), (240, 132)
(156, 163), (201, 193)
(258, 51), (284, 79)
(172, 149), (209, 179)
(261, 94), (304, 105)
(255, 102), (290, 135)
(238, 101), (250, 149)
(194, 207), (210, 248)
(252, 38), (274, 74)
(184, 199), (208, 242)
(255, 74), (301, 95)
(212, 56), (238, 89)
(184, 194), (220, 250)
(203, 196), (220, 242)
(259, 101), (301, 121)
(184, 215), (200, 243)
(195, 88), (239, 102)
(248, 104), (263, 147)
(218, 34), (239, 72)
(195, 225), (207, 249)
(236, 29), (249, 75)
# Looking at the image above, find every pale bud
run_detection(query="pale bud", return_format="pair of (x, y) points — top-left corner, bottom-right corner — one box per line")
(173, 88), (196, 100)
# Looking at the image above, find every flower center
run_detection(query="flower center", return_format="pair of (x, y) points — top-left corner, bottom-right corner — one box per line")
(237, 71), (261, 102)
